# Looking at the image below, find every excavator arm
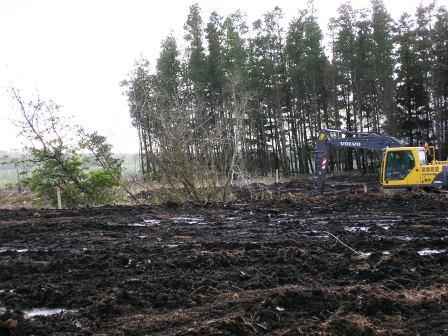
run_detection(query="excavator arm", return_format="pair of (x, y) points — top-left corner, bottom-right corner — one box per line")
(315, 129), (401, 192)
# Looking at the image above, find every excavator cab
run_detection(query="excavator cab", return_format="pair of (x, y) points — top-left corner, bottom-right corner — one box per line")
(381, 148), (422, 188)
(381, 146), (448, 190)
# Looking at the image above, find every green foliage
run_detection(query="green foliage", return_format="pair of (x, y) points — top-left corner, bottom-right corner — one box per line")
(24, 151), (84, 207)
(84, 169), (121, 205)
(394, 7), (434, 145)
(24, 148), (121, 207)
(157, 35), (180, 102)
(205, 12), (225, 97)
(185, 3), (207, 93)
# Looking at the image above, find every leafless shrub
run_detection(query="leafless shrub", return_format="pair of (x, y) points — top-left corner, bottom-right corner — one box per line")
(149, 87), (248, 203)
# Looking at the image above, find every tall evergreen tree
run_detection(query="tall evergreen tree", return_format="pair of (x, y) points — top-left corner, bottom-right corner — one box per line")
(222, 11), (251, 172)
(205, 11), (225, 106)
(286, 8), (329, 173)
(371, 0), (394, 134)
(395, 12), (431, 145)
(415, 4), (435, 141)
(432, 6), (448, 158)
(353, 9), (375, 133)
(249, 7), (289, 174)
(184, 3), (207, 96)
(333, 3), (357, 133)
(121, 60), (154, 176)
(331, 3), (358, 170)
(156, 35), (181, 105)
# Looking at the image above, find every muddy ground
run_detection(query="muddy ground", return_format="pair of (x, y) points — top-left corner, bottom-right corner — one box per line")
(1, 181), (448, 335)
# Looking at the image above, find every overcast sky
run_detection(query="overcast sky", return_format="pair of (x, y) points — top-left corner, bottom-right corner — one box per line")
(0, 0), (438, 153)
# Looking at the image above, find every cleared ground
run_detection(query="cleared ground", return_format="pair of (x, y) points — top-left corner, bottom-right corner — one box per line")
(1, 183), (448, 335)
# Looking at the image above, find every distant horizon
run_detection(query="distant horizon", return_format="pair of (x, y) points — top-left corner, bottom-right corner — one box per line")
(0, 149), (139, 156)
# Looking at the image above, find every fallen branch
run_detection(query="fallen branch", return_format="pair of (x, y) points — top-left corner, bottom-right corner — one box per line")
(323, 231), (367, 256)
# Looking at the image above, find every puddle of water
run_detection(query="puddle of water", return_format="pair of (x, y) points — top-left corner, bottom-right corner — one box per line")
(417, 249), (447, 256)
(280, 213), (295, 217)
(345, 226), (369, 233)
(143, 219), (161, 225)
(353, 252), (372, 257)
(0, 248), (29, 253)
(376, 223), (391, 230)
(397, 236), (415, 241)
(331, 216), (402, 230)
(128, 219), (161, 227)
(24, 308), (77, 319)
(273, 218), (296, 224)
(375, 235), (426, 241)
(391, 236), (433, 241)
(173, 217), (204, 225)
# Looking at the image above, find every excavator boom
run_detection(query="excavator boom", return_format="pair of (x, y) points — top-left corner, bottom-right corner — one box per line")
(315, 129), (400, 191)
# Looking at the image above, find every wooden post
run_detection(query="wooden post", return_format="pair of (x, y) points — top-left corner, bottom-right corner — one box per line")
(275, 169), (279, 184)
(56, 187), (62, 209)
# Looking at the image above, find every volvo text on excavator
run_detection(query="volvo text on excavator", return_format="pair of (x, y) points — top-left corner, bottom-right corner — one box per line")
(315, 129), (448, 192)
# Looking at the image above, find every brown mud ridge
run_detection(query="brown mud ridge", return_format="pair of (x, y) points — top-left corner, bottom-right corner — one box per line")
(1, 186), (448, 335)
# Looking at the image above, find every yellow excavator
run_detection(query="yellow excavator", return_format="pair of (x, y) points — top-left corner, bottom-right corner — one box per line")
(315, 129), (448, 192)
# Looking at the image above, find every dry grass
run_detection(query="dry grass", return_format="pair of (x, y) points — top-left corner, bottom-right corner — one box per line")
(0, 189), (34, 209)
(399, 285), (448, 305)
(323, 312), (375, 331)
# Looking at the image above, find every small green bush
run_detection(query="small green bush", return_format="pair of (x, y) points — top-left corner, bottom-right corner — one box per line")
(24, 149), (122, 208)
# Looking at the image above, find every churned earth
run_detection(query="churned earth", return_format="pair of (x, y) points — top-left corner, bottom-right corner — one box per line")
(1, 182), (448, 335)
